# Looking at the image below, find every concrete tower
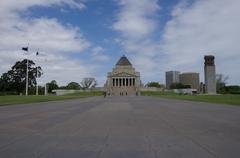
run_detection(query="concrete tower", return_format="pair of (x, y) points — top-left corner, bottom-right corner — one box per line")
(204, 55), (216, 94)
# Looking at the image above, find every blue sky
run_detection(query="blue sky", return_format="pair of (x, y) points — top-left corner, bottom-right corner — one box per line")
(0, 0), (239, 86)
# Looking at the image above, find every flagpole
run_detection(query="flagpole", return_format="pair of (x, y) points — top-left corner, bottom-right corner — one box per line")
(26, 58), (28, 96)
(36, 50), (39, 96)
(36, 66), (38, 96)
(24, 44), (29, 96)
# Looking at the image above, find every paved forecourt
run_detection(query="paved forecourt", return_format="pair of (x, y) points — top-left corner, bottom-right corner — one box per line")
(0, 96), (240, 158)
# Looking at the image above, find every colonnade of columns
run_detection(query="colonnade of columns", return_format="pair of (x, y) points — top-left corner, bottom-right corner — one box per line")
(112, 78), (135, 87)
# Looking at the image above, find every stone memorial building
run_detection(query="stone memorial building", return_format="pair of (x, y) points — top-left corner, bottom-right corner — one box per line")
(105, 56), (141, 96)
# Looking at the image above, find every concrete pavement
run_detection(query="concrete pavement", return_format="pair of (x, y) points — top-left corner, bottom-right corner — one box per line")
(0, 96), (240, 158)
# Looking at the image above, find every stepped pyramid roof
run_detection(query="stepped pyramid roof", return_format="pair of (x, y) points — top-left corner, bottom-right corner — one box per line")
(116, 55), (132, 66)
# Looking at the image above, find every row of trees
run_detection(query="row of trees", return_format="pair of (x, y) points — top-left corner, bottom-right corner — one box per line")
(46, 78), (97, 93)
(169, 83), (191, 89)
(145, 82), (164, 88)
(145, 82), (190, 89)
(0, 59), (97, 95)
(216, 74), (240, 94)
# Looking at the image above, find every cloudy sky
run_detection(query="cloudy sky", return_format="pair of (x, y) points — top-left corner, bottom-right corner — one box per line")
(0, 0), (239, 86)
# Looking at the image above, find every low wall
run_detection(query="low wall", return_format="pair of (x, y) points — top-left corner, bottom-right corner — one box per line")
(140, 87), (164, 92)
(165, 89), (198, 95)
(52, 87), (106, 96)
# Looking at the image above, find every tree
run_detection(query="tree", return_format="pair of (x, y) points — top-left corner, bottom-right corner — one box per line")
(66, 82), (80, 90)
(216, 74), (229, 93)
(80, 78), (97, 89)
(170, 83), (191, 89)
(0, 72), (15, 94)
(0, 59), (42, 94)
(223, 85), (240, 94)
(47, 80), (59, 93)
(146, 82), (164, 88)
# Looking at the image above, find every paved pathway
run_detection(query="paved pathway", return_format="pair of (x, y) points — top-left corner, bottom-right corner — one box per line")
(0, 96), (240, 158)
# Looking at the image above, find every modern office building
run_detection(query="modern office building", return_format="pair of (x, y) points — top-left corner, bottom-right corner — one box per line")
(165, 71), (180, 89)
(179, 72), (200, 92)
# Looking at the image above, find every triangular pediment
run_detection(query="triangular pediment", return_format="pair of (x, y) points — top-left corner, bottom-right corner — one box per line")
(111, 72), (136, 77)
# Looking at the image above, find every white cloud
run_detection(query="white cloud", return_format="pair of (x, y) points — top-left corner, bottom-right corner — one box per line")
(161, 0), (240, 84)
(0, 18), (90, 53)
(112, 0), (163, 83)
(113, 0), (240, 85)
(0, 0), (85, 14)
(91, 46), (110, 61)
(0, 0), (99, 86)
(113, 0), (159, 40)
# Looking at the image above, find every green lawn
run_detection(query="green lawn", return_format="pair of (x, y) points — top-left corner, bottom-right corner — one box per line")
(0, 91), (103, 106)
(142, 91), (240, 105)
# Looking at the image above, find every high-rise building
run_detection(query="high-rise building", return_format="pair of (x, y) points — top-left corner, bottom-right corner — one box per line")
(165, 71), (180, 89)
(179, 72), (200, 92)
(204, 55), (216, 94)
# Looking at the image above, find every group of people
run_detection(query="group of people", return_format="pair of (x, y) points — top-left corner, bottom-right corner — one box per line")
(102, 91), (128, 97)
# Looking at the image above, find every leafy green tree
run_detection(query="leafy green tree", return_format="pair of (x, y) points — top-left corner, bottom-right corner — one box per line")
(216, 74), (229, 93)
(220, 85), (240, 94)
(170, 83), (191, 89)
(146, 82), (164, 88)
(66, 82), (80, 90)
(0, 59), (42, 94)
(47, 80), (58, 93)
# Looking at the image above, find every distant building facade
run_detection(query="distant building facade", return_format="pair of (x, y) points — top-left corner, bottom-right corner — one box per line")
(204, 55), (216, 94)
(165, 71), (180, 89)
(179, 72), (200, 92)
(106, 56), (141, 96)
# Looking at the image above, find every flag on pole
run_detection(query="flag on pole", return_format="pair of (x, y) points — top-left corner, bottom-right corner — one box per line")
(22, 47), (28, 51)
